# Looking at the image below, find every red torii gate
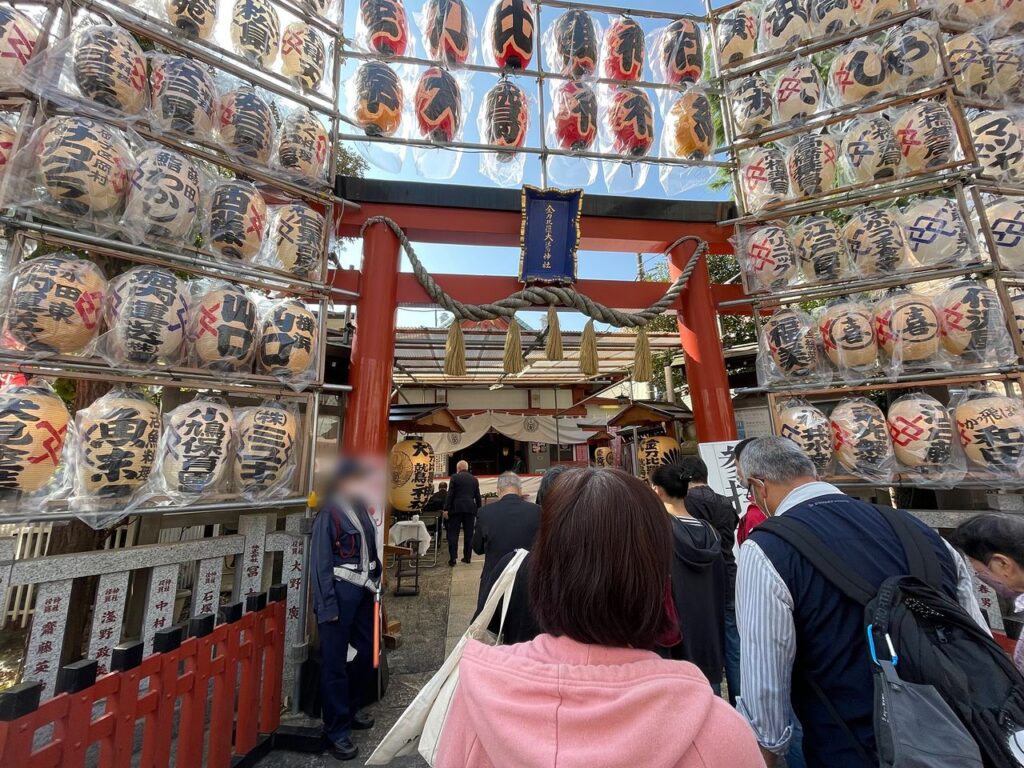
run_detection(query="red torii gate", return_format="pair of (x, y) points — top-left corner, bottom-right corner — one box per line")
(330, 178), (745, 457)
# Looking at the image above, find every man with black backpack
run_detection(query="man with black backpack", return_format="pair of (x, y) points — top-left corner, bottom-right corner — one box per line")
(735, 438), (1023, 768)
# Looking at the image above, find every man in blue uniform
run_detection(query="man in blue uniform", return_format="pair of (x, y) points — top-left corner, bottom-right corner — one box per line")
(311, 459), (382, 761)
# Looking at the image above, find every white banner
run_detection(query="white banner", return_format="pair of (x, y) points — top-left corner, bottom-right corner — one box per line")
(698, 440), (744, 516)
(405, 412), (595, 456)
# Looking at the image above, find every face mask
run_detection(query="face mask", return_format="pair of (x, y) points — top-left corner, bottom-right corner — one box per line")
(976, 567), (1021, 600)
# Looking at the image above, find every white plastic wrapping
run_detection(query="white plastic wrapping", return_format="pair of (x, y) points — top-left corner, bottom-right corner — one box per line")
(758, 0), (810, 53)
(419, 0), (475, 66)
(983, 194), (1024, 269)
(356, 0), (410, 57)
(483, 0), (535, 70)
(206, 178), (267, 262)
(807, 0), (857, 37)
(901, 196), (973, 268)
(479, 77), (528, 186)
(230, 0), (280, 69)
(274, 106), (330, 185)
(953, 389), (1024, 479)
(989, 37), (1024, 102)
(0, 6), (41, 90)
(547, 79), (598, 187)
(777, 399), (834, 473)
(829, 397), (895, 481)
(147, 397), (237, 504)
(121, 146), (204, 246)
(736, 224), (798, 292)
(892, 100), (958, 172)
(758, 306), (829, 384)
(843, 205), (912, 276)
(970, 109), (1024, 181)
(817, 298), (879, 378)
(651, 19), (703, 86)
(786, 133), (837, 198)
(0, 378), (70, 513)
(739, 147), (790, 213)
(716, 4), (757, 67)
(257, 297), (318, 390)
(602, 15), (644, 81)
(772, 58), (823, 125)
(947, 31), (994, 98)
(281, 21), (328, 91)
(185, 280), (258, 373)
(233, 400), (298, 500)
(662, 87), (714, 162)
(545, 9), (599, 80)
(217, 82), (276, 164)
(871, 289), (944, 376)
(880, 19), (943, 93)
(729, 74), (772, 137)
(149, 53), (220, 141)
(828, 39), (888, 106)
(99, 266), (189, 368)
(935, 279), (1015, 366)
(841, 115), (903, 184)
(790, 215), (850, 282)
(349, 61), (405, 137)
(886, 392), (965, 486)
(163, 0), (219, 40)
(259, 201), (326, 279)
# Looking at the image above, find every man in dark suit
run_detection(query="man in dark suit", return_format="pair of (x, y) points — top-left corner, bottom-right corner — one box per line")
(444, 460), (481, 566)
(472, 472), (541, 608)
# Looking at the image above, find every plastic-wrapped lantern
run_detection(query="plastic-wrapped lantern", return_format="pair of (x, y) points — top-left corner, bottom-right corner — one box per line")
(809, 0), (855, 36)
(773, 62), (821, 124)
(830, 399), (893, 476)
(666, 90), (713, 160)
(7, 255), (106, 354)
(72, 26), (146, 115)
(990, 39), (1024, 98)
(763, 308), (819, 378)
(937, 280), (1006, 360)
(787, 134), (837, 197)
(151, 56), (217, 136)
(273, 203), (326, 278)
(359, 0), (408, 56)
(161, 400), (236, 495)
(0, 382), (69, 494)
(607, 86), (653, 157)
(553, 81), (597, 151)
(760, 0), (809, 51)
(415, 67), (462, 142)
(881, 24), (941, 91)
(842, 116), (901, 182)
(741, 147), (789, 210)
(659, 19), (702, 85)
(277, 109), (328, 180)
(985, 197), (1024, 268)
(717, 6), (756, 65)
(218, 86), (274, 162)
(744, 225), (797, 290)
(829, 40), (887, 105)
(603, 17), (644, 81)
(208, 181), (266, 262)
(76, 389), (160, 499)
(235, 404), (297, 497)
(105, 266), (189, 365)
(843, 207), (910, 275)
(886, 394), (953, 470)
(872, 290), (940, 363)
(792, 216), (847, 281)
(281, 22), (326, 89)
(38, 117), (132, 216)
(353, 62), (404, 137)
(1013, 291), (1024, 344)
(388, 438), (435, 511)
(190, 285), (257, 371)
(0, 7), (39, 85)
(423, 0), (471, 64)
(971, 110), (1024, 179)
(901, 198), (969, 267)
(731, 74), (772, 136)
(893, 102), (955, 171)
(258, 300), (316, 376)
(594, 447), (614, 467)
(955, 393), (1024, 473)
(231, 0), (280, 68)
(489, 0), (534, 69)
(1001, 0), (1024, 33)
(123, 148), (201, 242)
(819, 300), (877, 369)
(483, 79), (528, 156)
(0, 121), (15, 173)
(551, 10), (597, 79)
(778, 403), (832, 471)
(165, 0), (217, 39)
(636, 435), (681, 481)
(948, 32), (993, 96)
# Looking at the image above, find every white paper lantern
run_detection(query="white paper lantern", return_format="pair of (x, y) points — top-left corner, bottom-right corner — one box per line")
(843, 207), (910, 275)
(717, 5), (756, 65)
(808, 0), (855, 35)
(731, 74), (773, 135)
(971, 110), (1024, 179)
(258, 300), (316, 376)
(208, 181), (267, 261)
(150, 56), (217, 136)
(819, 300), (877, 369)
(741, 147), (789, 211)
(830, 399), (893, 475)
(0, 121), (15, 173)
(774, 62), (821, 124)
(231, 0), (280, 67)
(234, 404), (296, 496)
(830, 41), (887, 105)
(281, 22), (325, 89)
(893, 102), (956, 171)
(763, 308), (819, 378)
(989, 39), (1024, 97)
(38, 117), (132, 216)
(105, 267), (189, 365)
(872, 291), (940, 362)
(73, 26), (147, 114)
(1011, 291), (1024, 345)
(76, 389), (160, 498)
(272, 203), (326, 278)
(0, 382), (69, 493)
(277, 109), (328, 179)
(123, 148), (201, 242)
(787, 134), (837, 197)
(986, 197), (1024, 268)
(842, 116), (902, 182)
(0, 6), (39, 85)
(759, 0), (810, 52)
(955, 394), (1024, 472)
(165, 0), (217, 39)
(218, 86), (274, 162)
(161, 400), (235, 494)
(937, 280), (1007, 360)
(901, 198), (969, 267)
(792, 216), (847, 281)
(744, 225), (797, 290)
(190, 285), (257, 371)
(881, 24), (941, 90)
(887, 394), (953, 469)
(947, 32), (994, 96)
(778, 403), (832, 470)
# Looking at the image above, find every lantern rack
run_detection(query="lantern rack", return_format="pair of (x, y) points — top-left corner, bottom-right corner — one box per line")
(735, 367), (1022, 398)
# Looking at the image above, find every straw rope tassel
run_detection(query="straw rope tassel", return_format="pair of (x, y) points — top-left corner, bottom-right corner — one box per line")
(445, 321), (467, 377)
(633, 326), (652, 383)
(504, 317), (525, 374)
(579, 319), (598, 377)
(545, 305), (563, 361)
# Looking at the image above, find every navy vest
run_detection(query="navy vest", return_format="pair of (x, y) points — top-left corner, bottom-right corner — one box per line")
(751, 494), (959, 768)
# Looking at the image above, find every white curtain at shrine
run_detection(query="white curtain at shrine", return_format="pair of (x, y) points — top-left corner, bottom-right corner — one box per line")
(404, 412), (595, 455)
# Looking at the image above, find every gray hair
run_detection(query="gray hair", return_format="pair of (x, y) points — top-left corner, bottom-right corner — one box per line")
(456, 460), (469, 472)
(496, 472), (522, 492)
(738, 436), (817, 484)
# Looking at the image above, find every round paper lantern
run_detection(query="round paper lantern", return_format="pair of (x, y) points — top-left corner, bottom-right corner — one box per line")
(787, 134), (837, 197)
(985, 197), (1024, 268)
(106, 267), (189, 365)
(551, 10), (597, 79)
(277, 109), (328, 179)
(123, 148), (201, 242)
(0, 121), (15, 173)
(829, 40), (887, 105)
(886, 394), (953, 469)
(843, 207), (910, 275)
(218, 86), (274, 162)
(553, 80), (597, 150)
(760, 0), (810, 51)
(792, 215), (847, 281)
(415, 67), (462, 142)
(773, 61), (821, 124)
(38, 117), (132, 216)
(989, 39), (1024, 97)
(881, 24), (941, 91)
(1012, 291), (1024, 343)
(740, 147), (789, 210)
(603, 17), (644, 81)
(234, 404), (297, 496)
(636, 435), (680, 481)
(901, 198), (969, 267)
(744, 225), (797, 290)
(872, 290), (940, 362)
(73, 26), (147, 114)
(483, 79), (527, 154)
(165, 0), (217, 39)
(763, 308), (819, 378)
(955, 394), (1024, 472)
(607, 87), (653, 157)
(957, 0), (1000, 20)
(231, 0), (280, 67)
(1001, 0), (1024, 32)
(258, 300), (316, 376)
(819, 300), (877, 369)
(947, 32), (993, 96)
(778, 403), (832, 471)
(0, 7), (39, 84)
(388, 437), (435, 511)
(272, 203), (325, 278)
(76, 389), (160, 498)
(842, 116), (902, 182)
(971, 110), (1024, 179)
(190, 285), (257, 371)
(937, 280), (1006, 360)
(830, 399), (893, 475)
(731, 74), (772, 135)
(281, 22), (326, 89)
(161, 400), (235, 494)
(489, 0), (534, 69)
(150, 56), (217, 136)
(208, 181), (266, 261)
(352, 62), (403, 137)
(423, 0), (471, 64)
(868, 0), (903, 17)
(893, 102), (955, 171)
(359, 0), (408, 56)
(717, 6), (756, 65)
(809, 0), (855, 36)
(7, 255), (106, 354)
(658, 19), (702, 85)
(666, 90), (713, 159)
(594, 446), (614, 467)
(0, 382), (69, 493)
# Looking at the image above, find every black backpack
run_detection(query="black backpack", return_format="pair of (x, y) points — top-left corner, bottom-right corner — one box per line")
(760, 508), (1024, 768)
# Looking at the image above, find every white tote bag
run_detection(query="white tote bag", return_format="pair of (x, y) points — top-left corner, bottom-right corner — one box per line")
(365, 549), (529, 766)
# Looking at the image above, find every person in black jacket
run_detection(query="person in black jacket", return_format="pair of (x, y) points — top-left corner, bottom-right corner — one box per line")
(444, 460), (481, 566)
(472, 472), (541, 612)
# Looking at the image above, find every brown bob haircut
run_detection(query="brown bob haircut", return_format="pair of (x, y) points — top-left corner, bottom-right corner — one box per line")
(528, 467), (675, 650)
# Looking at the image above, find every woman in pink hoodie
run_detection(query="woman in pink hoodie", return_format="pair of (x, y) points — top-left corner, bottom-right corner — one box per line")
(436, 467), (766, 768)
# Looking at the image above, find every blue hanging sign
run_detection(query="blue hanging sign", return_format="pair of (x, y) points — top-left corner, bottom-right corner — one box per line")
(519, 186), (582, 284)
